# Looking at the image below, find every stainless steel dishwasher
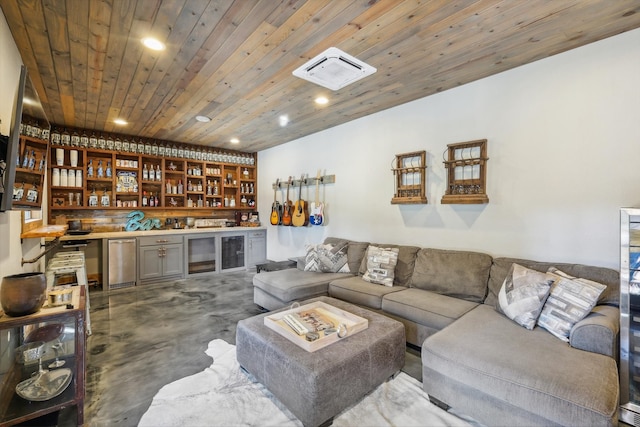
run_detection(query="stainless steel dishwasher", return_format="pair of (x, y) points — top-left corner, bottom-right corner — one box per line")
(107, 238), (137, 290)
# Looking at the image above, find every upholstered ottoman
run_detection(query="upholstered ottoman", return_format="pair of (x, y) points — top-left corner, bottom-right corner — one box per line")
(236, 296), (405, 427)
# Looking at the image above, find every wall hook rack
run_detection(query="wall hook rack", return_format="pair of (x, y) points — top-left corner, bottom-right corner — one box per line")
(272, 174), (335, 190)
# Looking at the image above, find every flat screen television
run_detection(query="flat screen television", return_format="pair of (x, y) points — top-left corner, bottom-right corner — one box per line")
(0, 65), (50, 211)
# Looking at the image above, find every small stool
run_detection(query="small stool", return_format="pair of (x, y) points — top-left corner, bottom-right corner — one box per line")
(236, 296), (405, 427)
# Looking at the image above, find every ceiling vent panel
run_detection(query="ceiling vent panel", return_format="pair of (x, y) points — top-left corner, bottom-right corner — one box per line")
(292, 47), (377, 91)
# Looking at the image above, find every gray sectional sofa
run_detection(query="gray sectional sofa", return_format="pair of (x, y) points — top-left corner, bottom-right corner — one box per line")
(252, 237), (620, 427)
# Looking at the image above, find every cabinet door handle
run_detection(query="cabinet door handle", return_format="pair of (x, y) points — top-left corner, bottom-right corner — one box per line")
(158, 248), (163, 257)
(156, 239), (169, 243)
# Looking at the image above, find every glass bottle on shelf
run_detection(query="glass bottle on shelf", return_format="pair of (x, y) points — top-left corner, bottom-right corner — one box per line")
(89, 132), (98, 149)
(87, 159), (94, 178)
(139, 139), (146, 154)
(106, 161), (112, 178)
(166, 179), (172, 194)
(187, 197), (193, 208)
(177, 145), (184, 159)
(123, 137), (131, 153)
(243, 168), (249, 178)
(114, 136), (122, 151)
(155, 164), (161, 181)
(61, 128), (71, 146)
(152, 141), (159, 156)
(71, 130), (80, 147)
(197, 181), (202, 192)
(177, 180), (183, 194)
(171, 144), (178, 158)
(100, 189), (110, 207)
(97, 133), (106, 149)
(142, 191), (148, 207)
(106, 135), (114, 151)
(158, 143), (165, 157)
(20, 150), (29, 169)
(89, 187), (98, 207)
(38, 153), (46, 171)
(241, 194), (247, 207)
(197, 195), (203, 207)
(213, 180), (219, 195)
(187, 180), (193, 192)
(143, 164), (149, 181)
(97, 160), (104, 178)
(80, 131), (89, 148)
(51, 128), (61, 145)
(12, 182), (24, 201)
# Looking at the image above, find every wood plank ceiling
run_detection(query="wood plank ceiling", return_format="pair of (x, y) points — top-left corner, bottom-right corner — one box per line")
(2, 0), (640, 153)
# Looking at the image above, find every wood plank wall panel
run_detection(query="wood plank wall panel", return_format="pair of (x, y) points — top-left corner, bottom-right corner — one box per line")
(1, 0), (639, 152)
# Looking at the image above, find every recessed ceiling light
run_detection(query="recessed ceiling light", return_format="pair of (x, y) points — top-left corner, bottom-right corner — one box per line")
(142, 37), (166, 51)
(279, 115), (289, 127)
(195, 115), (211, 123)
(114, 118), (128, 125)
(315, 96), (329, 105)
(230, 138), (240, 144)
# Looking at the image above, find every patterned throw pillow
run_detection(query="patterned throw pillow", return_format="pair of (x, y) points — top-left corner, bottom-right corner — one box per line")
(362, 246), (399, 287)
(496, 263), (556, 330)
(537, 267), (607, 342)
(304, 243), (350, 273)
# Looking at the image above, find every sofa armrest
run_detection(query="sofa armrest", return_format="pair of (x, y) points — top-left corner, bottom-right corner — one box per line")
(570, 305), (619, 359)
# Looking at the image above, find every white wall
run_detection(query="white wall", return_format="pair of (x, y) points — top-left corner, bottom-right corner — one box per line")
(258, 28), (640, 270)
(0, 9), (42, 277)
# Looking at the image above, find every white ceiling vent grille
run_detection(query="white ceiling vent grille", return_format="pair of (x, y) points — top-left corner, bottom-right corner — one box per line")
(292, 47), (377, 91)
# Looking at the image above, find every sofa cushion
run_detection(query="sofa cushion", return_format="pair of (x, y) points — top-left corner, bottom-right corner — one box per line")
(496, 263), (555, 330)
(486, 257), (619, 308)
(324, 237), (369, 273)
(410, 248), (492, 303)
(358, 244), (420, 287)
(253, 269), (351, 303)
(328, 276), (406, 310)
(382, 288), (478, 331)
(422, 304), (619, 427)
(537, 268), (607, 342)
(303, 242), (350, 273)
(362, 246), (399, 286)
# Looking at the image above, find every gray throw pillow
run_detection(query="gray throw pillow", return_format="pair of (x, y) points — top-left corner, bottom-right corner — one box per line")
(496, 263), (556, 330)
(537, 267), (606, 342)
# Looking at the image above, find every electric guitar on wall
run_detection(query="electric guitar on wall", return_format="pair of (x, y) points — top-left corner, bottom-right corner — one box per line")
(270, 178), (281, 225)
(309, 170), (324, 226)
(281, 176), (293, 226)
(292, 174), (309, 227)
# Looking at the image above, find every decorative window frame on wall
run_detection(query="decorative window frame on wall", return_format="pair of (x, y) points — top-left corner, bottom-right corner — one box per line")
(391, 150), (427, 204)
(441, 139), (489, 204)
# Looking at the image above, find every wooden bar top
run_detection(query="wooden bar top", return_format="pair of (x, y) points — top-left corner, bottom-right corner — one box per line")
(20, 225), (68, 239)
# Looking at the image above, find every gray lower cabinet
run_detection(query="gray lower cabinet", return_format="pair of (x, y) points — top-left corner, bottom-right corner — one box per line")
(247, 230), (267, 268)
(138, 235), (184, 283)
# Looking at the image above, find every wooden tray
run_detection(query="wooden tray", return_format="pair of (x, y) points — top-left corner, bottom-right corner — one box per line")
(264, 301), (368, 352)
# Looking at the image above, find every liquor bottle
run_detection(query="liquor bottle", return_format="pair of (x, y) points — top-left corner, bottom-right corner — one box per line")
(177, 180), (183, 194)
(142, 191), (148, 207)
(106, 161), (112, 177)
(187, 197), (193, 208)
(213, 180), (219, 195)
(97, 160), (104, 178)
(21, 150), (29, 168)
(154, 195), (159, 207)
(143, 164), (149, 180)
(27, 150), (36, 170)
(241, 194), (247, 207)
(149, 192), (155, 207)
(166, 179), (172, 194)
(87, 159), (94, 178)
(197, 181), (202, 192)
(38, 153), (46, 171)
(207, 180), (212, 195)
(197, 195), (203, 207)
(187, 180), (193, 192)
(155, 164), (161, 181)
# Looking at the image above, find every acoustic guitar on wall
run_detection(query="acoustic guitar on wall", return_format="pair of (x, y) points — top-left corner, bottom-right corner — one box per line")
(281, 176), (293, 226)
(270, 178), (281, 225)
(309, 170), (324, 226)
(292, 174), (309, 227)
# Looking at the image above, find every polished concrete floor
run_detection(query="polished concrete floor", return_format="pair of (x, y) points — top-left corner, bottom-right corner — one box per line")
(60, 271), (422, 426)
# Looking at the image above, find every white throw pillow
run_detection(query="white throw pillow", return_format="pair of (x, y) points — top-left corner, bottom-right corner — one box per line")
(496, 263), (556, 330)
(362, 245), (399, 287)
(537, 267), (607, 342)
